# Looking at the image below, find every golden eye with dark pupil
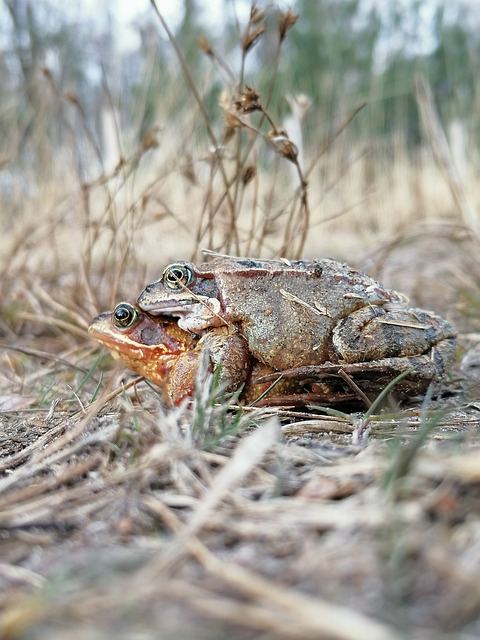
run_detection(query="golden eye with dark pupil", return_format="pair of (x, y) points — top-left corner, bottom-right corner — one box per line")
(113, 303), (138, 328)
(163, 264), (194, 290)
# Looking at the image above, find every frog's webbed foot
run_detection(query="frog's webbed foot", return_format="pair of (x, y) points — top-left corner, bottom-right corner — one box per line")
(167, 328), (251, 405)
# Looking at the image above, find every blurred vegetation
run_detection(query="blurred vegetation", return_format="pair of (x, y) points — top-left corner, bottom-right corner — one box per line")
(1, 0), (479, 187)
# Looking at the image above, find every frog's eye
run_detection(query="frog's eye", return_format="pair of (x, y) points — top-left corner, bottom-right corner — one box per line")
(162, 264), (194, 290)
(113, 303), (139, 329)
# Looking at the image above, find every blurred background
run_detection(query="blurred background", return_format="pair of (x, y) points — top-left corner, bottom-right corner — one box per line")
(1, 0), (479, 318)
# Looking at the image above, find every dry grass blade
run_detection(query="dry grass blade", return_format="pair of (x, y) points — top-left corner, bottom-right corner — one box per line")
(0, 454), (103, 511)
(414, 75), (480, 240)
(210, 497), (420, 531)
(138, 494), (403, 640)
(0, 564), (45, 589)
(185, 419), (279, 533)
(164, 586), (324, 640)
(0, 420), (119, 497)
(304, 101), (367, 179)
(149, 0), (239, 253)
(133, 420), (280, 582)
(0, 376), (141, 477)
(192, 543), (402, 640)
(0, 343), (91, 376)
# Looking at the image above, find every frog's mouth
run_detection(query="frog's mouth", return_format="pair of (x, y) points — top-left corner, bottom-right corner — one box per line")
(142, 297), (221, 318)
(141, 299), (224, 334)
(142, 300), (196, 316)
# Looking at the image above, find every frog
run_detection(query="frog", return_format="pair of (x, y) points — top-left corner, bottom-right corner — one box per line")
(88, 302), (329, 408)
(89, 302), (196, 407)
(136, 252), (457, 395)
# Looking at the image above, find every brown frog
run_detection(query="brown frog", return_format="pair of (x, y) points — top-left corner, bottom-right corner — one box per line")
(136, 253), (457, 396)
(88, 302), (321, 408)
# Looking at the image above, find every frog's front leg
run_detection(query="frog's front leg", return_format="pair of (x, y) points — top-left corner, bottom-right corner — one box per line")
(167, 350), (202, 406)
(166, 327), (251, 405)
(196, 326), (252, 394)
(329, 305), (457, 378)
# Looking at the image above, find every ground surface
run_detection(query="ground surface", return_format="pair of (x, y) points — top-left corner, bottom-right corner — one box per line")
(1, 342), (480, 640)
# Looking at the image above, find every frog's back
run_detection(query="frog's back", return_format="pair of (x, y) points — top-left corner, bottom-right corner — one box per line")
(207, 257), (399, 369)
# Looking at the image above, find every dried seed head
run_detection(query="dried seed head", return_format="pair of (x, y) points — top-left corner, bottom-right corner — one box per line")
(223, 126), (236, 144)
(235, 85), (261, 113)
(198, 35), (214, 57)
(242, 24), (266, 53)
(42, 66), (53, 81)
(250, 4), (266, 24)
(64, 90), (79, 106)
(142, 129), (159, 150)
(142, 194), (150, 210)
(223, 112), (242, 143)
(279, 8), (298, 41)
(242, 165), (256, 186)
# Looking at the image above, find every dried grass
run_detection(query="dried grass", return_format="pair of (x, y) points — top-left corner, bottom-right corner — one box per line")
(1, 3), (480, 639)
(2, 399), (480, 639)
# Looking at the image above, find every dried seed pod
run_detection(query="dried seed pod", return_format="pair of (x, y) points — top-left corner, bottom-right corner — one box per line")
(279, 8), (298, 41)
(242, 24), (266, 53)
(198, 35), (214, 57)
(224, 111), (242, 129)
(268, 129), (298, 162)
(223, 107), (243, 143)
(242, 165), (256, 186)
(235, 85), (261, 113)
(142, 129), (159, 150)
(181, 154), (197, 184)
(250, 4), (266, 24)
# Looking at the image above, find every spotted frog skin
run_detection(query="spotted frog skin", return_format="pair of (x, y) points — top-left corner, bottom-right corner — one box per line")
(136, 253), (457, 395)
(88, 302), (314, 408)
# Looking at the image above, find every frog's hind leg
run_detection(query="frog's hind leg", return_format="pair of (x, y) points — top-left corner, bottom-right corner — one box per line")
(248, 367), (368, 408)
(254, 349), (455, 403)
(330, 306), (456, 366)
(251, 391), (359, 408)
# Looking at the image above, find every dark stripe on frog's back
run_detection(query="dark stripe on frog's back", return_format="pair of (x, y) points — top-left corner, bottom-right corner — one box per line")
(202, 256), (329, 276)
(193, 276), (219, 298)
